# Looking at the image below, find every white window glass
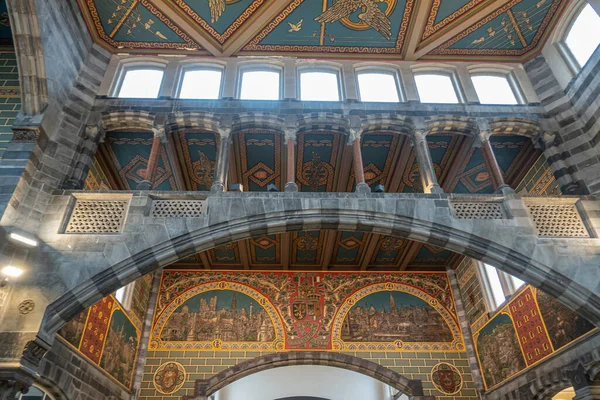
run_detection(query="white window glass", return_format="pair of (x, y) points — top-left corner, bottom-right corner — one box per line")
(115, 286), (126, 304)
(357, 73), (400, 102)
(20, 387), (51, 400)
(471, 75), (518, 105)
(300, 71), (340, 101)
(510, 274), (525, 291)
(565, 4), (600, 68)
(118, 69), (164, 98)
(179, 69), (222, 99)
(484, 263), (506, 310)
(414, 74), (459, 104)
(240, 70), (280, 100)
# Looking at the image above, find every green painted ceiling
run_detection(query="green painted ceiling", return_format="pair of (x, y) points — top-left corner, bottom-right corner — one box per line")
(76, 0), (569, 60)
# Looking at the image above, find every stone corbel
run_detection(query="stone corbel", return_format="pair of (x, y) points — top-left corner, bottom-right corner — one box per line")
(473, 118), (492, 148)
(11, 129), (39, 143)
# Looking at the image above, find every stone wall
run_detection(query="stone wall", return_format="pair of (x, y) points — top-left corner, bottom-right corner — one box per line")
(0, 47), (20, 159)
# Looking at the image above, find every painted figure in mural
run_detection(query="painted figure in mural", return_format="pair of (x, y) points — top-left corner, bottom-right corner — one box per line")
(341, 291), (453, 342)
(161, 290), (275, 342)
(476, 314), (526, 388)
(100, 310), (139, 388)
(315, 0), (393, 40)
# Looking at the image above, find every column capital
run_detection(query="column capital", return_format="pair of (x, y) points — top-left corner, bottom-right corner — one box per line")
(349, 127), (363, 143)
(153, 126), (167, 143)
(85, 124), (106, 143)
(412, 129), (428, 143)
(284, 127), (298, 143)
(473, 129), (492, 148)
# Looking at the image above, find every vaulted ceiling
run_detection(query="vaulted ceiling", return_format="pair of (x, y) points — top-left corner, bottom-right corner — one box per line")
(76, 0), (569, 60)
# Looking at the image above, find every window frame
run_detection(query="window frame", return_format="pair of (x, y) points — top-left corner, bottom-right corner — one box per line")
(16, 385), (55, 400)
(237, 64), (283, 101)
(111, 61), (167, 99)
(469, 71), (525, 105)
(476, 261), (526, 313)
(298, 65), (343, 102)
(115, 281), (135, 311)
(412, 69), (464, 104)
(355, 67), (403, 103)
(558, 2), (600, 73)
(176, 64), (225, 100)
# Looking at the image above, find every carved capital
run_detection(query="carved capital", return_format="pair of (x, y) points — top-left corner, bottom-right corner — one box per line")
(284, 128), (297, 143)
(412, 129), (427, 145)
(85, 124), (106, 143)
(11, 129), (38, 143)
(21, 339), (50, 370)
(153, 126), (166, 142)
(348, 127), (363, 143)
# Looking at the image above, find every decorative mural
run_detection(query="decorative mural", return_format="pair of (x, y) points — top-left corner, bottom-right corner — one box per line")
(76, 0), (568, 60)
(173, 130), (218, 191)
(474, 286), (597, 390)
(150, 270), (464, 352)
(296, 132), (341, 192)
(154, 361), (187, 395)
(234, 130), (282, 191)
(431, 362), (464, 395)
(57, 292), (146, 390)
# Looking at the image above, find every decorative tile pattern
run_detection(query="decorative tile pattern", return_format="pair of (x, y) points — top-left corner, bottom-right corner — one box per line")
(452, 202), (505, 220)
(526, 204), (589, 237)
(66, 199), (129, 234)
(151, 200), (206, 218)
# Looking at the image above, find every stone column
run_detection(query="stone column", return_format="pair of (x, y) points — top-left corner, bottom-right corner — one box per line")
(137, 127), (165, 190)
(349, 127), (371, 193)
(63, 124), (106, 190)
(447, 268), (486, 395)
(412, 130), (443, 194)
(211, 124), (232, 193)
(284, 127), (298, 192)
(475, 130), (514, 194)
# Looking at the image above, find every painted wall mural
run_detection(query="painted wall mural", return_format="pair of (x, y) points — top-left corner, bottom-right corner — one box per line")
(474, 286), (596, 390)
(150, 271), (464, 352)
(57, 294), (143, 389)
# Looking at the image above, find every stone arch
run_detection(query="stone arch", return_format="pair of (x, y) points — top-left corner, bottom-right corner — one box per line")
(7, 0), (48, 116)
(167, 112), (221, 134)
(426, 116), (477, 136)
(232, 113), (286, 134)
(488, 118), (541, 139)
(297, 113), (349, 135)
(361, 114), (413, 136)
(183, 351), (426, 399)
(101, 111), (156, 133)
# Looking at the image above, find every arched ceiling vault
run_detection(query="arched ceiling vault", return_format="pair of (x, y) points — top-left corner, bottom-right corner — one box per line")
(75, 0), (569, 61)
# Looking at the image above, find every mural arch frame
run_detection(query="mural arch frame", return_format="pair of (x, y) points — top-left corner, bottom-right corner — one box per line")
(331, 282), (464, 352)
(150, 280), (286, 351)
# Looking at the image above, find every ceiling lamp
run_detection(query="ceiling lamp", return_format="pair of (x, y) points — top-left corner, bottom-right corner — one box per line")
(8, 232), (38, 247)
(1, 266), (24, 278)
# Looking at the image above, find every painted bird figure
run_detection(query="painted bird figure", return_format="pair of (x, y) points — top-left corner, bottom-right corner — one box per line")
(315, 0), (392, 40)
(288, 19), (303, 32)
(208, 0), (226, 23)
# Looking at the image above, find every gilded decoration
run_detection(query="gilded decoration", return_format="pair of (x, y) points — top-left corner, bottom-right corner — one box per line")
(153, 361), (186, 394)
(474, 285), (597, 390)
(152, 271), (462, 352)
(431, 362), (463, 395)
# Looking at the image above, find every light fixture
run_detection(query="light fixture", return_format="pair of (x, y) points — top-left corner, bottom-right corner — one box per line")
(1, 266), (23, 278)
(8, 232), (38, 247)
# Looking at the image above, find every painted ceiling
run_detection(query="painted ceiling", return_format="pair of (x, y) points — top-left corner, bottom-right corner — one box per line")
(91, 128), (543, 271)
(76, 0), (569, 60)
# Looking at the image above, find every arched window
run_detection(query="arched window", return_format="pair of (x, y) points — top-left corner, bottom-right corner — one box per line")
(117, 68), (164, 99)
(478, 262), (525, 312)
(239, 68), (281, 100)
(356, 71), (401, 102)
(414, 73), (460, 104)
(299, 70), (340, 101)
(178, 68), (223, 99)
(471, 74), (519, 105)
(564, 4), (600, 69)
(16, 386), (54, 400)
(115, 281), (135, 310)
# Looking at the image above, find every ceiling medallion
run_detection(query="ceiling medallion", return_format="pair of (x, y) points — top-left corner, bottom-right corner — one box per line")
(431, 362), (463, 395)
(380, 237), (406, 256)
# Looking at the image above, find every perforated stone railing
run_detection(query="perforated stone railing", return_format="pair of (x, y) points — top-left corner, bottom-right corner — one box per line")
(65, 197), (130, 234)
(524, 200), (590, 238)
(150, 199), (207, 218)
(451, 201), (506, 220)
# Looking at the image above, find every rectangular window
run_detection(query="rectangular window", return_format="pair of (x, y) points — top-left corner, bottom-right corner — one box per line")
(118, 69), (164, 99)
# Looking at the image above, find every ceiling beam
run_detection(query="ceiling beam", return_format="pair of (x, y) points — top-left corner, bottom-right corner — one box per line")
(281, 233), (291, 270)
(441, 136), (474, 192)
(398, 242), (422, 271)
(387, 136), (413, 192)
(360, 234), (380, 271)
(223, 0), (293, 57)
(335, 142), (354, 192)
(403, 0), (434, 61)
(147, 0), (225, 56)
(238, 240), (251, 270)
(321, 231), (338, 271)
(199, 252), (211, 270)
(411, 0), (516, 60)
(165, 133), (187, 190)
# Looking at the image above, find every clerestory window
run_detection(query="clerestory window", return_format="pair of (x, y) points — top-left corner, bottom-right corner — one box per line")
(478, 262), (525, 312)
(356, 72), (401, 102)
(299, 71), (341, 101)
(117, 68), (164, 99)
(564, 4), (600, 69)
(239, 69), (281, 100)
(414, 73), (460, 104)
(471, 74), (519, 105)
(179, 68), (223, 99)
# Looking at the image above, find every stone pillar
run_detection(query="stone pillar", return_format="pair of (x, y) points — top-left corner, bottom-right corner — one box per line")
(570, 364), (600, 400)
(412, 130), (443, 194)
(349, 127), (371, 193)
(63, 124), (106, 190)
(137, 127), (165, 190)
(284, 126), (298, 192)
(211, 124), (232, 193)
(475, 129), (514, 194)
(447, 268), (486, 395)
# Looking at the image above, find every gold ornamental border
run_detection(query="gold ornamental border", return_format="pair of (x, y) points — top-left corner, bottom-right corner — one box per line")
(331, 282), (464, 352)
(150, 280), (286, 351)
